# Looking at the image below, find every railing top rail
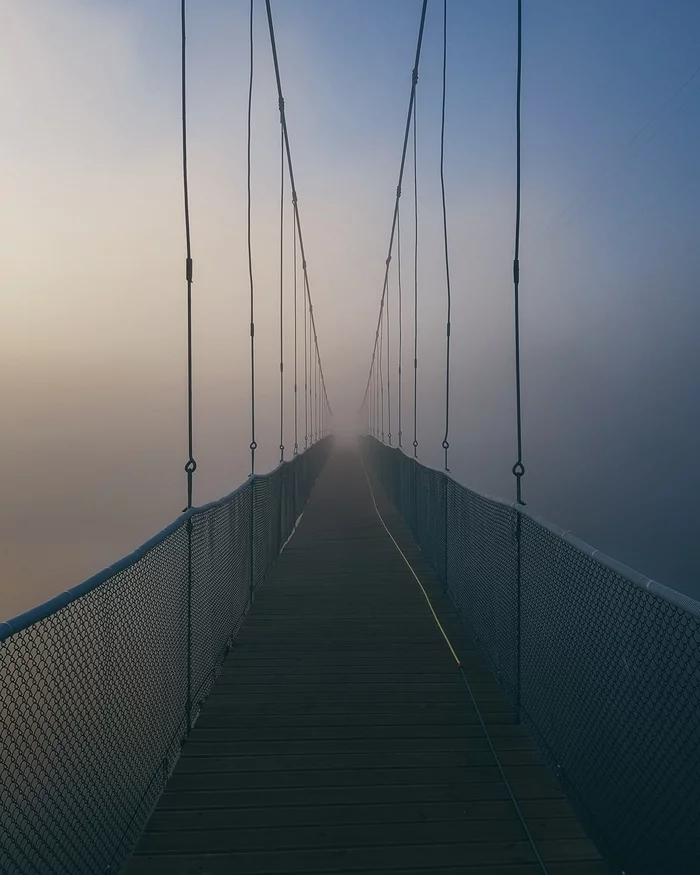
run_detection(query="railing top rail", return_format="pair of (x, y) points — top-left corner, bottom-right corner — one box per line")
(0, 453), (307, 643)
(372, 439), (700, 621)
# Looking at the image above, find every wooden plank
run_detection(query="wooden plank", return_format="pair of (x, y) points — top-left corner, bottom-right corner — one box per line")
(179, 737), (540, 755)
(137, 818), (589, 853)
(127, 839), (601, 874)
(146, 798), (577, 830)
(155, 780), (567, 812)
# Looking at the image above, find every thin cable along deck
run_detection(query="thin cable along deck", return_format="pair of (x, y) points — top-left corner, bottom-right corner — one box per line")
(126, 448), (608, 875)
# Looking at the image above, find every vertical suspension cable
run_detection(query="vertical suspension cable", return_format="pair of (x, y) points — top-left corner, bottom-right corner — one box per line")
(512, 0), (525, 737)
(247, 0), (257, 474)
(312, 312), (316, 443)
(375, 358), (379, 439)
(397, 207), (403, 448)
(310, 344), (314, 444)
(379, 308), (385, 442)
(440, 0), (452, 472)
(373, 361), (378, 437)
(293, 196), (298, 454)
(279, 122), (285, 464)
(304, 275), (308, 449)
(181, 0), (195, 743)
(372, 363), (377, 437)
(373, 364), (377, 437)
(412, 94), (419, 458)
(310, 317), (315, 443)
(181, 0), (196, 509)
(308, 309), (312, 444)
(512, 0), (525, 505)
(368, 363), (373, 435)
(314, 346), (317, 442)
(386, 254), (392, 445)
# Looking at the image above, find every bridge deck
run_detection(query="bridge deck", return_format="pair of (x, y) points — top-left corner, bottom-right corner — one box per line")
(126, 448), (608, 874)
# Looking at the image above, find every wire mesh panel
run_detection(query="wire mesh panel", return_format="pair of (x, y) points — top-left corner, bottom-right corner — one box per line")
(519, 514), (700, 874)
(0, 439), (330, 875)
(363, 435), (700, 875)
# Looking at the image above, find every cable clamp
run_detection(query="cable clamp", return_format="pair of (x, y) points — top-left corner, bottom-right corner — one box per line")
(185, 257), (193, 282)
(385, 255), (392, 266)
(412, 67), (418, 86)
(250, 322), (255, 337)
(184, 458), (197, 475)
(513, 258), (520, 284)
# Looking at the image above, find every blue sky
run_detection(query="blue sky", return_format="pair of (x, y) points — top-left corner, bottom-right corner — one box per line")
(1, 0), (699, 615)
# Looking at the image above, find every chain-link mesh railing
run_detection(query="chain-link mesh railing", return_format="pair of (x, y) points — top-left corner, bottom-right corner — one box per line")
(0, 439), (330, 875)
(364, 435), (700, 875)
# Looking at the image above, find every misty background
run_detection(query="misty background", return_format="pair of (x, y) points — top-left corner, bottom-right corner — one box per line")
(1, 0), (699, 620)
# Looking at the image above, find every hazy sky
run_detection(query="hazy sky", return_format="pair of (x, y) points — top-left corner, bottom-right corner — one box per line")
(2, 0), (699, 619)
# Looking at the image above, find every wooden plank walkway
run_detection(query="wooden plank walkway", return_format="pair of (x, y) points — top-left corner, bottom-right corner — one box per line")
(126, 447), (608, 875)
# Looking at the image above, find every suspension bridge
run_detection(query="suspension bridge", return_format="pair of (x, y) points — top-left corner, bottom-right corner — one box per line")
(1, 2), (699, 875)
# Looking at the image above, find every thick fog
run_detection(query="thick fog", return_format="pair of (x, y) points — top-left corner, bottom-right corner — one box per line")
(2, 0), (699, 619)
